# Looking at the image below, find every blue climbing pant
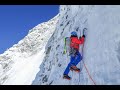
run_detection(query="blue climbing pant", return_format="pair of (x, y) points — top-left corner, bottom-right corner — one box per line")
(64, 50), (82, 75)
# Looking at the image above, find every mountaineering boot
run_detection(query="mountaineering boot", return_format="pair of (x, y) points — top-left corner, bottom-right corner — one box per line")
(63, 74), (71, 80)
(70, 65), (80, 72)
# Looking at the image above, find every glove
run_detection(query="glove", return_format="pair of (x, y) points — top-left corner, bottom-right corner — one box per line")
(83, 35), (85, 38)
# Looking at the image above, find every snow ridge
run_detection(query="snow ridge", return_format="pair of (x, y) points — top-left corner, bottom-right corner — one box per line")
(0, 14), (59, 85)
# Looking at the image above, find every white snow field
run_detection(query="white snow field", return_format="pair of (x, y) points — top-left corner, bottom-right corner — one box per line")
(0, 14), (59, 85)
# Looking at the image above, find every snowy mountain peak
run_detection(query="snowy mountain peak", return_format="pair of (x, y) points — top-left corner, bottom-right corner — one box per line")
(0, 14), (59, 85)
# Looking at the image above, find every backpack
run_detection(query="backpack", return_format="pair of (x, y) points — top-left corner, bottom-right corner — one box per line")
(63, 37), (78, 56)
(63, 37), (71, 55)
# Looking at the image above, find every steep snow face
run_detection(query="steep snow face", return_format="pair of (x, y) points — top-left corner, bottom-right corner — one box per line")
(0, 15), (59, 85)
(32, 5), (120, 85)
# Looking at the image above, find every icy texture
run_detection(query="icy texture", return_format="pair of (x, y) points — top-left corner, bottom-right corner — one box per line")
(32, 5), (120, 85)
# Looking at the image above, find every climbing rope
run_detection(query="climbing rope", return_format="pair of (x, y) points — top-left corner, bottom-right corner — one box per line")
(82, 60), (96, 85)
(81, 39), (96, 85)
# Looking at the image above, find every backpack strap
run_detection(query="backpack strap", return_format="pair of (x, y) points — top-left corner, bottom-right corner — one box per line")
(63, 37), (67, 54)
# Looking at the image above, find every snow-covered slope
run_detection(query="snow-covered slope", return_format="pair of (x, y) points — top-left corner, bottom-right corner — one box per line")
(0, 14), (59, 85)
(32, 5), (120, 85)
(1, 5), (120, 85)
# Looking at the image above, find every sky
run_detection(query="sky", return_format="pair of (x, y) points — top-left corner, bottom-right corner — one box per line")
(0, 5), (59, 54)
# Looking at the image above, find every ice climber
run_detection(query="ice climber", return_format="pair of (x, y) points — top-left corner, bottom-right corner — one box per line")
(63, 31), (85, 80)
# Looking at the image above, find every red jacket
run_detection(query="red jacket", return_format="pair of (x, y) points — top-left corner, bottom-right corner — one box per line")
(70, 36), (84, 50)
